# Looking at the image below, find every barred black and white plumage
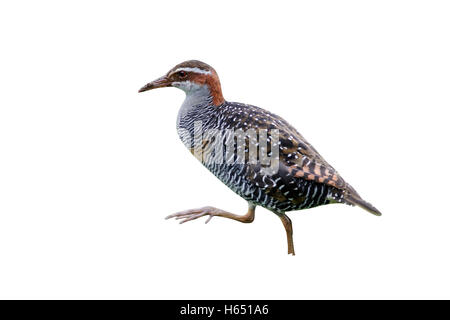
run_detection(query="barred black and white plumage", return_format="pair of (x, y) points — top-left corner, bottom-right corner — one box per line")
(139, 60), (382, 255)
(177, 102), (348, 213)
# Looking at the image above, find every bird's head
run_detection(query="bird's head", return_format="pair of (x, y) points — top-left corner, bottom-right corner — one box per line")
(138, 60), (224, 106)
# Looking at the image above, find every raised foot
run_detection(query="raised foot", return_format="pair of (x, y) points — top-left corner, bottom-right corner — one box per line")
(165, 206), (221, 224)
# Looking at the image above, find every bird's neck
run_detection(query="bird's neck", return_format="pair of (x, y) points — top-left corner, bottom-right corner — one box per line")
(177, 84), (215, 126)
(185, 83), (213, 105)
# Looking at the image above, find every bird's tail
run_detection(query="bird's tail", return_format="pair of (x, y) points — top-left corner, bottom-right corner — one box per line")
(345, 193), (382, 216)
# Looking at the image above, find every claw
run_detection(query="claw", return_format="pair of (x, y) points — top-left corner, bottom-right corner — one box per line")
(205, 215), (214, 224)
(179, 212), (206, 224)
(166, 207), (216, 224)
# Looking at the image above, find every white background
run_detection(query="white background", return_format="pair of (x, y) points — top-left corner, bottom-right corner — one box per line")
(0, 0), (449, 299)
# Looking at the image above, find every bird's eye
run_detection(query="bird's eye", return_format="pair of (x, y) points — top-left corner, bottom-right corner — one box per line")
(177, 71), (187, 78)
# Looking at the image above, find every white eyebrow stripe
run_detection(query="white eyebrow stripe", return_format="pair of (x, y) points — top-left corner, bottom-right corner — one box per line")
(173, 67), (211, 75)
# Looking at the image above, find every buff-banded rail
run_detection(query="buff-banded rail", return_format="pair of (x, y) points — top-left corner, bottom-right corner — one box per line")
(139, 60), (381, 255)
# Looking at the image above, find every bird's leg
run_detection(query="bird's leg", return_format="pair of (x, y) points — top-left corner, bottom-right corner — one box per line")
(166, 203), (256, 224)
(279, 213), (295, 255)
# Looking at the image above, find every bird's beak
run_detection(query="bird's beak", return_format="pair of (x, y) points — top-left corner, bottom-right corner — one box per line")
(138, 75), (171, 93)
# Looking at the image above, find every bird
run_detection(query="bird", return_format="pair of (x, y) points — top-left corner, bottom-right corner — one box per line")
(139, 60), (381, 255)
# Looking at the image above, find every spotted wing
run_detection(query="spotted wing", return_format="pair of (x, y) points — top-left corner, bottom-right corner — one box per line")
(241, 108), (349, 192)
(277, 125), (348, 190)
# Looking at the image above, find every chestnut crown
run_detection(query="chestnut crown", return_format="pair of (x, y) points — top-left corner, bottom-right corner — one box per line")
(139, 60), (225, 106)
